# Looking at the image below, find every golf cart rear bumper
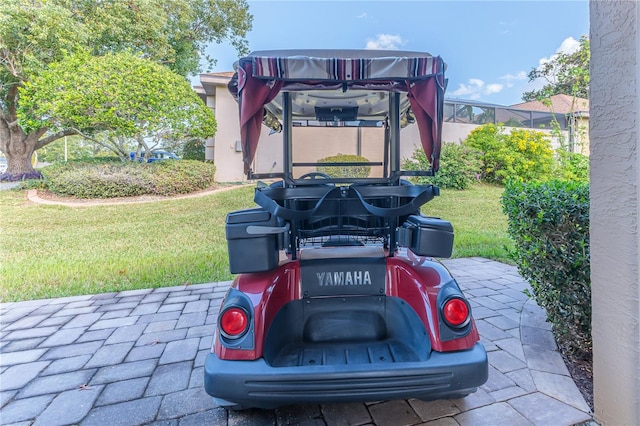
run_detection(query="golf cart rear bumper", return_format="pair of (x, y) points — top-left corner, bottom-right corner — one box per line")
(204, 342), (487, 409)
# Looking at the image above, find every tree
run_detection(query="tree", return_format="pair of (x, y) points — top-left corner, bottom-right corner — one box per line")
(522, 36), (590, 102)
(18, 52), (216, 160)
(0, 0), (251, 180)
(36, 136), (97, 163)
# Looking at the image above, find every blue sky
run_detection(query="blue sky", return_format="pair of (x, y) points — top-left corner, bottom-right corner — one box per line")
(201, 0), (589, 106)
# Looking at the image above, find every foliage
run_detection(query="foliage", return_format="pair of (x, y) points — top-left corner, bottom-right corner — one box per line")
(0, 0), (251, 84)
(501, 179), (590, 358)
(403, 142), (482, 190)
(85, 0), (252, 76)
(554, 150), (590, 182)
(33, 136), (100, 163)
(522, 36), (590, 101)
(317, 154), (371, 178)
(181, 140), (206, 161)
(0, 0), (251, 179)
(464, 124), (554, 184)
(41, 160), (216, 198)
(18, 52), (217, 154)
(151, 160), (216, 195)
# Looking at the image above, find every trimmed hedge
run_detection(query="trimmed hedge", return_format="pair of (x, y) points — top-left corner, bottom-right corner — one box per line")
(501, 180), (591, 358)
(317, 154), (371, 178)
(403, 142), (482, 190)
(42, 160), (216, 198)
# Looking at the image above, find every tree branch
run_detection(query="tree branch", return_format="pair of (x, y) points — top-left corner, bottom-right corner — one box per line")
(35, 129), (79, 149)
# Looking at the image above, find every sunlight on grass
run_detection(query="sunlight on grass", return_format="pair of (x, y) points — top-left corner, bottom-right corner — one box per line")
(0, 184), (512, 302)
(423, 184), (513, 262)
(0, 186), (255, 302)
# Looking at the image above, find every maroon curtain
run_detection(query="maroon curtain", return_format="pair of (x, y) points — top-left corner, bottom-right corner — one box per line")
(406, 77), (442, 172)
(237, 62), (284, 173)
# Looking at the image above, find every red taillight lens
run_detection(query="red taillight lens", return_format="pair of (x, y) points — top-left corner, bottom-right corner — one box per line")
(219, 307), (249, 339)
(443, 298), (470, 328)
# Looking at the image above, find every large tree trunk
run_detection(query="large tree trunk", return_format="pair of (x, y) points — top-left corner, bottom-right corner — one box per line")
(0, 120), (46, 181)
(0, 113), (74, 181)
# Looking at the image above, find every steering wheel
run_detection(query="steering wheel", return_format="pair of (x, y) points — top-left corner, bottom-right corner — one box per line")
(299, 172), (332, 180)
(298, 172), (334, 186)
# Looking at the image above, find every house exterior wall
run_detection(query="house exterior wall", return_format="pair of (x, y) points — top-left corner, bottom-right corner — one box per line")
(590, 1), (640, 424)
(208, 84), (248, 182)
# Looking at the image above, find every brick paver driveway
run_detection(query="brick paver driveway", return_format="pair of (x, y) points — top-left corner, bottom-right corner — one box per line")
(0, 258), (592, 426)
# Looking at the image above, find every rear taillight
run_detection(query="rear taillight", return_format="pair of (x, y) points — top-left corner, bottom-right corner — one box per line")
(442, 297), (470, 328)
(219, 307), (249, 339)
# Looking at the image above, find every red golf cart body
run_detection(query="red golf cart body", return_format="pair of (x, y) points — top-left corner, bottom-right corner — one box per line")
(204, 49), (488, 409)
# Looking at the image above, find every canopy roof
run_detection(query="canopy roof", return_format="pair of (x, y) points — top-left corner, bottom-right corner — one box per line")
(229, 49), (447, 174)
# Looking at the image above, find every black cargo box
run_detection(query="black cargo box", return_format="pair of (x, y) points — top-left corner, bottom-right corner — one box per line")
(226, 208), (285, 274)
(397, 215), (454, 258)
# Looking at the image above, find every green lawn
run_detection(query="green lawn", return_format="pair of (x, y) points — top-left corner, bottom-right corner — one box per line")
(0, 184), (512, 302)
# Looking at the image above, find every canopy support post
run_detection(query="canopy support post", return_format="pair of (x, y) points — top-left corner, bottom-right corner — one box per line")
(283, 92), (293, 185)
(389, 92), (401, 180)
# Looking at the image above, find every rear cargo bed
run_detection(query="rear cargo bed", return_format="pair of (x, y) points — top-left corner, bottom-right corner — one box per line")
(269, 339), (425, 367)
(263, 296), (432, 368)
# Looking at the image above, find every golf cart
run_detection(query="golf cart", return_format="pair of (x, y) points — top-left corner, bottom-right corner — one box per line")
(204, 49), (488, 409)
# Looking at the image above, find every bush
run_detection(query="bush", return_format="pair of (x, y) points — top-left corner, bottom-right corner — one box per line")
(554, 150), (589, 182)
(403, 142), (482, 190)
(151, 160), (216, 195)
(181, 139), (206, 161)
(501, 179), (590, 358)
(465, 124), (554, 184)
(42, 160), (216, 198)
(317, 154), (370, 178)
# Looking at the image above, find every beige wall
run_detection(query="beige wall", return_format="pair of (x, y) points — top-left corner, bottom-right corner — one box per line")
(207, 84), (246, 182)
(590, 1), (640, 424)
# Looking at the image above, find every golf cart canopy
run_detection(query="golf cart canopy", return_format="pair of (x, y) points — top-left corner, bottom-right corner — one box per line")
(229, 49), (447, 176)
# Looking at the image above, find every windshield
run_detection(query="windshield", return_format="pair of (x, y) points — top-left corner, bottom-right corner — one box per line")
(229, 49), (447, 179)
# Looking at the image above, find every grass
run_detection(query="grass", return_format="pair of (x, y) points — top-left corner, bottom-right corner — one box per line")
(425, 185), (514, 261)
(0, 184), (512, 302)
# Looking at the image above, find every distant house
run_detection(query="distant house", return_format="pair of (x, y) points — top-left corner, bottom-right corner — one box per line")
(196, 73), (577, 182)
(511, 94), (590, 155)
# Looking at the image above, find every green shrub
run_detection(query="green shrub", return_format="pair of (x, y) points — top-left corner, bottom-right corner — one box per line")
(501, 179), (590, 358)
(181, 139), (206, 161)
(317, 154), (370, 178)
(403, 142), (482, 190)
(554, 150), (589, 182)
(465, 124), (555, 184)
(42, 160), (216, 198)
(151, 160), (216, 195)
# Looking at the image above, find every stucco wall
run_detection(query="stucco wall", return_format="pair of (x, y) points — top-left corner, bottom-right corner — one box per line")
(210, 86), (248, 182)
(590, 1), (640, 424)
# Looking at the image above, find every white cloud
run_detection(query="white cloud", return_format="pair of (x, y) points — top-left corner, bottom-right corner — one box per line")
(499, 71), (528, 88)
(365, 34), (404, 50)
(356, 12), (368, 19)
(537, 36), (581, 69)
(557, 36), (581, 55)
(485, 83), (504, 95)
(524, 36), (581, 93)
(450, 78), (504, 100)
